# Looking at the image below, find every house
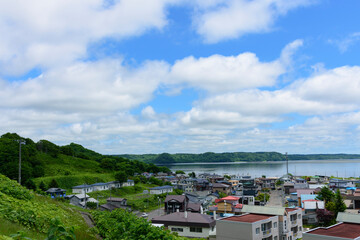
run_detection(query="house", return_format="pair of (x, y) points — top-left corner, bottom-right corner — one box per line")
(107, 181), (121, 189)
(91, 182), (110, 191)
(46, 188), (66, 198)
(72, 184), (94, 194)
(100, 197), (129, 211)
(165, 195), (188, 214)
(151, 212), (216, 238)
(69, 194), (98, 208)
(258, 177), (278, 190)
(216, 213), (280, 240)
(302, 199), (325, 224)
(193, 179), (212, 192)
(212, 183), (232, 195)
(241, 205), (303, 239)
(122, 179), (135, 187)
(239, 177), (258, 196)
(149, 185), (173, 194)
(303, 212), (360, 239)
(209, 196), (242, 215)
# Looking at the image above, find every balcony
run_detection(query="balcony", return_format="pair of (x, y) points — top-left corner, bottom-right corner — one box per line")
(291, 220), (297, 225)
(262, 229), (271, 237)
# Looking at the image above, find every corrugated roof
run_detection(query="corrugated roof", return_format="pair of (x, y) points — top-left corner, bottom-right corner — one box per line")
(242, 205), (285, 216)
(72, 184), (93, 189)
(306, 222), (360, 238)
(150, 185), (173, 190)
(221, 213), (274, 223)
(151, 212), (215, 227)
(337, 212), (360, 224)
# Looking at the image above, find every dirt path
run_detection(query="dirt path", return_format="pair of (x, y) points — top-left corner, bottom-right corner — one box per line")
(79, 211), (102, 240)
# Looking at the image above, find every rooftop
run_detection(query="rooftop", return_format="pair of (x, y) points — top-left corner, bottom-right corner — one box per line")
(150, 185), (173, 190)
(151, 212), (215, 227)
(306, 223), (360, 238)
(221, 213), (274, 223)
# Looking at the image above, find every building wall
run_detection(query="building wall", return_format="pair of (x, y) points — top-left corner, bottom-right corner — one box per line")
(216, 220), (252, 240)
(168, 225), (212, 239)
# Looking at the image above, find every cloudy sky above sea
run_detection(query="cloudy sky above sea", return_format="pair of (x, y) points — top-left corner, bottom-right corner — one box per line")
(1, 0), (360, 154)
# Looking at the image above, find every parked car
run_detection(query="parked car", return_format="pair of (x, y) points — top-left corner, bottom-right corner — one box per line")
(141, 213), (148, 218)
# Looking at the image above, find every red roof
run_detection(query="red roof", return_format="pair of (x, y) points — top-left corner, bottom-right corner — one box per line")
(215, 196), (240, 203)
(234, 204), (243, 209)
(222, 214), (274, 223)
(308, 223), (360, 238)
(302, 199), (321, 202)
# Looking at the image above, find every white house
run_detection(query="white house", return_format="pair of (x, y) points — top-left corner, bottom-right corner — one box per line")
(122, 179), (135, 187)
(72, 184), (94, 194)
(149, 185), (174, 194)
(91, 182), (110, 191)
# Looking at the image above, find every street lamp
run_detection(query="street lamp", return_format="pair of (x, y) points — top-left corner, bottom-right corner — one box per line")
(17, 139), (26, 185)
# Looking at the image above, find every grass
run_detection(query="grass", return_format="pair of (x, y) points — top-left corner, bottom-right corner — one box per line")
(87, 184), (161, 211)
(0, 218), (46, 239)
(37, 152), (106, 177)
(34, 173), (115, 191)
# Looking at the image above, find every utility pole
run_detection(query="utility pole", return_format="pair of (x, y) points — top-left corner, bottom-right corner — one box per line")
(18, 139), (26, 185)
(286, 152), (288, 177)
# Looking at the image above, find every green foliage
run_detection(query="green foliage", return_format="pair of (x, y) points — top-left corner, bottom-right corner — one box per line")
(115, 171), (128, 185)
(316, 186), (335, 203)
(24, 179), (37, 191)
(154, 153), (174, 164)
(93, 209), (185, 240)
(85, 202), (97, 210)
(10, 231), (32, 240)
(39, 181), (47, 192)
(224, 175), (231, 180)
(48, 179), (59, 189)
(0, 174), (95, 239)
(334, 189), (346, 215)
(255, 193), (270, 202)
(218, 192), (227, 198)
(148, 177), (163, 186)
(175, 170), (185, 174)
(46, 218), (76, 240)
(188, 172), (196, 178)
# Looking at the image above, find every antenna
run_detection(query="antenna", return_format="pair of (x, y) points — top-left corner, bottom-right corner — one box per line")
(286, 152), (288, 176)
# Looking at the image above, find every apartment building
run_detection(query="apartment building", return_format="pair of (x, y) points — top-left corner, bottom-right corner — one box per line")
(216, 213), (280, 240)
(241, 205), (303, 240)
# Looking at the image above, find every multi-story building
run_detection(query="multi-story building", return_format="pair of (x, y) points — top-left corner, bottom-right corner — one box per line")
(240, 205), (303, 240)
(217, 213), (279, 240)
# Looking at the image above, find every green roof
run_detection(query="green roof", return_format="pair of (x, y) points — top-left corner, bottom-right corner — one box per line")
(336, 212), (360, 224)
(242, 205), (286, 216)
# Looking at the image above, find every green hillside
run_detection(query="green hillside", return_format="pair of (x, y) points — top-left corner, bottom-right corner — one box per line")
(0, 174), (97, 240)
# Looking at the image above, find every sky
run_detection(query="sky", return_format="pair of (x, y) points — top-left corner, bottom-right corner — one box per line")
(1, 0), (360, 154)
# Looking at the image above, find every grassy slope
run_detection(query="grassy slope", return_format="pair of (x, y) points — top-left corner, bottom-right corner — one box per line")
(0, 174), (97, 240)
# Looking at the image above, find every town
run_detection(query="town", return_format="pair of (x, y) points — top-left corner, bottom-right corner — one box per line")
(46, 171), (360, 240)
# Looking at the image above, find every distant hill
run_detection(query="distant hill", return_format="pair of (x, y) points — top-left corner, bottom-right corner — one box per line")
(118, 152), (360, 164)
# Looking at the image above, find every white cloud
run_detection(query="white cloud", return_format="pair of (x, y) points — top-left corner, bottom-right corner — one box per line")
(0, 59), (169, 114)
(0, 0), (175, 75)
(329, 32), (360, 53)
(193, 0), (314, 43)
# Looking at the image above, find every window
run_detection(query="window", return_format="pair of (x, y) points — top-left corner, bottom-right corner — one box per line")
(256, 227), (260, 234)
(273, 222), (277, 228)
(171, 228), (183, 232)
(190, 227), (202, 233)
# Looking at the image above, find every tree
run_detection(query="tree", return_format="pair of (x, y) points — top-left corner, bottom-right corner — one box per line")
(316, 186), (334, 203)
(175, 170), (185, 174)
(24, 178), (37, 191)
(334, 189), (346, 215)
(115, 171), (128, 185)
(188, 172), (196, 178)
(48, 179), (59, 188)
(316, 209), (335, 226)
(224, 175), (231, 180)
(39, 181), (47, 191)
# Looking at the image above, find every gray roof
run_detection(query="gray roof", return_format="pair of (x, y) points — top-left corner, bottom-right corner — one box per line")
(91, 182), (109, 186)
(165, 195), (186, 203)
(107, 197), (126, 202)
(242, 205), (286, 216)
(151, 212), (215, 227)
(73, 184), (93, 189)
(46, 188), (66, 193)
(150, 185), (173, 190)
(336, 212), (360, 224)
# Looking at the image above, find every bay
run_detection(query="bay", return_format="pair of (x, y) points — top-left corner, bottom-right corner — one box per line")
(165, 159), (360, 178)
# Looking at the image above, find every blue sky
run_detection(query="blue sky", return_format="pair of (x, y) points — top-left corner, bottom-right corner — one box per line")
(1, 0), (360, 154)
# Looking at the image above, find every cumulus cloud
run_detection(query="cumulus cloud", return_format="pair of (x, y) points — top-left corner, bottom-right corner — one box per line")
(193, 0), (315, 43)
(0, 0), (176, 75)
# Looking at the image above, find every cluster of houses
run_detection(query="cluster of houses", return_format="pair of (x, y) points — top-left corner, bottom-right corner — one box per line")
(145, 172), (360, 239)
(45, 170), (360, 239)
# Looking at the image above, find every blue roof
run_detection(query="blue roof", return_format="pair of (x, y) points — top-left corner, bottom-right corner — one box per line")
(346, 187), (357, 190)
(150, 185), (173, 190)
(91, 182), (108, 186)
(127, 179), (134, 182)
(73, 184), (93, 189)
(300, 194), (318, 207)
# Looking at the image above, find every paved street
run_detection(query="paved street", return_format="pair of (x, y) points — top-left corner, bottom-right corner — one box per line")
(266, 189), (284, 207)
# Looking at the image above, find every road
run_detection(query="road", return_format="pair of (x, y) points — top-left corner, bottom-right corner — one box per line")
(266, 189), (284, 207)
